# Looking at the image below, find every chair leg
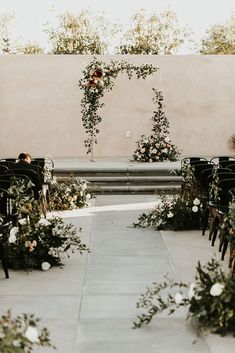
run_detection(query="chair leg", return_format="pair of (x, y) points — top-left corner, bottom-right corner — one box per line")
(221, 239), (229, 261)
(0, 245), (9, 279)
(201, 207), (209, 235)
(211, 216), (219, 246)
(208, 207), (217, 240)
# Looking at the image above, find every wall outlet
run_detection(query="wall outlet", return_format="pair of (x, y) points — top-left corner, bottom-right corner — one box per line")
(126, 130), (131, 138)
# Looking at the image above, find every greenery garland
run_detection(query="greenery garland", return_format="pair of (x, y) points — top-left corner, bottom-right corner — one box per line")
(79, 57), (158, 155)
(132, 89), (180, 162)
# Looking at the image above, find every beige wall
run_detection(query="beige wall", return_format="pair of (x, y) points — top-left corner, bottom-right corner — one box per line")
(0, 55), (234, 158)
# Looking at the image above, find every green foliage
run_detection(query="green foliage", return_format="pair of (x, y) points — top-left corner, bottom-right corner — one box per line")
(45, 10), (119, 54)
(48, 176), (91, 210)
(117, 9), (191, 54)
(134, 160), (201, 230)
(0, 310), (54, 353)
(200, 15), (235, 54)
(5, 178), (89, 271)
(133, 194), (201, 231)
(79, 57), (158, 154)
(134, 258), (235, 335)
(132, 89), (179, 162)
(6, 216), (89, 270)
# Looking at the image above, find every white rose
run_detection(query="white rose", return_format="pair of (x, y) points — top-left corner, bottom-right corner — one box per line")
(151, 214), (157, 219)
(41, 262), (51, 271)
(24, 326), (39, 343)
(86, 193), (91, 199)
(18, 218), (27, 225)
(149, 159), (153, 163)
(165, 137), (171, 143)
(174, 293), (184, 305)
(152, 149), (157, 154)
(167, 211), (174, 218)
(9, 227), (19, 243)
(188, 283), (196, 300)
(162, 148), (168, 154)
(140, 148), (145, 153)
(193, 198), (200, 206)
(210, 283), (224, 296)
(192, 206), (198, 213)
(143, 139), (148, 143)
(38, 218), (51, 226)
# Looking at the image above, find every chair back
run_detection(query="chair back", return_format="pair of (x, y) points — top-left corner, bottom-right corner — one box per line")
(0, 165), (8, 174)
(193, 162), (212, 182)
(219, 160), (235, 168)
(208, 171), (235, 185)
(227, 164), (235, 173)
(218, 179), (235, 206)
(210, 156), (235, 164)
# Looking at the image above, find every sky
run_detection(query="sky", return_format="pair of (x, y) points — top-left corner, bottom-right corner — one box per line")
(0, 0), (235, 52)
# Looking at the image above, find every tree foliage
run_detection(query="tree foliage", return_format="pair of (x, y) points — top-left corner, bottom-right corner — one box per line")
(45, 10), (120, 54)
(16, 41), (44, 54)
(200, 15), (235, 54)
(0, 12), (15, 54)
(117, 9), (191, 54)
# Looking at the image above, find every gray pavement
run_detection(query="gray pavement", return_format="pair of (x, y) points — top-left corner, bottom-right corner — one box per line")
(0, 195), (234, 353)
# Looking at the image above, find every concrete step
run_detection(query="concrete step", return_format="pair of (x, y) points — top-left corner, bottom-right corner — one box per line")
(89, 184), (181, 194)
(54, 161), (181, 194)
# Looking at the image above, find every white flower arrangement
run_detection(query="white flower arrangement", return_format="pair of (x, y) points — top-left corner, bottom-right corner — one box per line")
(132, 90), (179, 163)
(134, 258), (235, 335)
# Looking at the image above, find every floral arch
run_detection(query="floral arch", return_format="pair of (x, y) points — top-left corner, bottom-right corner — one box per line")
(79, 58), (179, 162)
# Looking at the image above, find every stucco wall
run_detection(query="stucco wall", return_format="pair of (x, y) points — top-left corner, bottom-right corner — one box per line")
(0, 55), (234, 158)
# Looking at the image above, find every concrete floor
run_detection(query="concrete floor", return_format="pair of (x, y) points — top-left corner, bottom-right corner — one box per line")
(0, 195), (234, 353)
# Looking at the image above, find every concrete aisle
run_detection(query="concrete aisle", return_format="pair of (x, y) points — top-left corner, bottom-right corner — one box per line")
(0, 195), (234, 353)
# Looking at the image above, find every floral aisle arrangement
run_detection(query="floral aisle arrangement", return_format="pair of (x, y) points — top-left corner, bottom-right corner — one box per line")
(133, 194), (201, 231)
(48, 176), (91, 210)
(133, 258), (235, 335)
(79, 57), (158, 154)
(132, 89), (180, 162)
(5, 178), (89, 271)
(134, 159), (201, 231)
(0, 310), (54, 353)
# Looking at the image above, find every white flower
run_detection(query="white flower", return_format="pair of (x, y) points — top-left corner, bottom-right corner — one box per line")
(174, 293), (184, 305)
(193, 198), (200, 206)
(24, 326), (39, 343)
(143, 139), (148, 143)
(80, 191), (84, 196)
(41, 262), (51, 271)
(162, 148), (168, 154)
(9, 227), (18, 243)
(38, 218), (51, 226)
(210, 283), (224, 296)
(167, 211), (174, 218)
(165, 137), (171, 143)
(192, 205), (198, 213)
(188, 283), (196, 300)
(18, 218), (27, 225)
(12, 340), (21, 347)
(152, 149), (157, 154)
(86, 193), (91, 199)
(149, 159), (153, 163)
(140, 148), (145, 153)
(151, 214), (157, 219)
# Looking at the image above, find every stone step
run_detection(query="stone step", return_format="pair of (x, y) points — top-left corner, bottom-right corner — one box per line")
(54, 161), (181, 194)
(90, 184), (181, 194)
